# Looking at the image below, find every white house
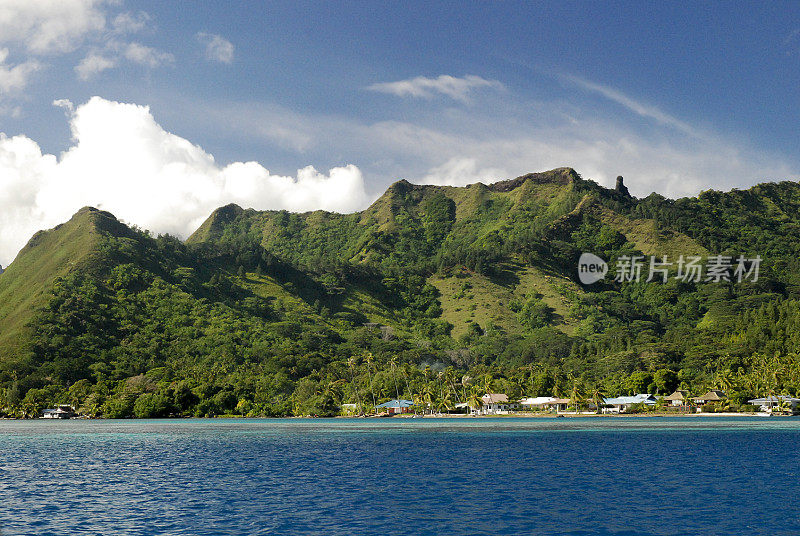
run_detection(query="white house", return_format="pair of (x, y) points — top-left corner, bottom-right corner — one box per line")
(480, 393), (511, 415)
(42, 405), (76, 419)
(748, 396), (800, 414)
(602, 394), (657, 413)
(519, 396), (570, 413)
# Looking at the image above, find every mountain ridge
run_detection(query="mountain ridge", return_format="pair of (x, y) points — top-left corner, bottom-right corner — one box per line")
(2, 168), (800, 417)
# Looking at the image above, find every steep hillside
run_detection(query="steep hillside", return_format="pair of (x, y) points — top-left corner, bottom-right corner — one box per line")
(0, 208), (127, 359)
(3, 168), (800, 418)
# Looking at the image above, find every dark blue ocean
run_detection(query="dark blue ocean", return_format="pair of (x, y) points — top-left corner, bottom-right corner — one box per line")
(1, 417), (799, 536)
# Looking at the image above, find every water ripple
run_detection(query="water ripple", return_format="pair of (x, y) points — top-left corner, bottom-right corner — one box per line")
(1, 417), (798, 535)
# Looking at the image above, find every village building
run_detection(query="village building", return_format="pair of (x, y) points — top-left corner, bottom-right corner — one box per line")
(453, 402), (472, 413)
(748, 396), (800, 414)
(602, 394), (657, 413)
(663, 390), (689, 407)
(42, 405), (77, 419)
(693, 390), (727, 407)
(519, 396), (570, 413)
(341, 403), (359, 415)
(480, 393), (512, 415)
(375, 399), (414, 415)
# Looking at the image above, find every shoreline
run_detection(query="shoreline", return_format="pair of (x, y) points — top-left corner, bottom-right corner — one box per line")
(5, 411), (793, 421)
(392, 411), (770, 419)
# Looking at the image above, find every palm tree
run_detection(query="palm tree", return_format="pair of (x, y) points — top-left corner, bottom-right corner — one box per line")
(590, 385), (606, 414)
(316, 378), (345, 415)
(714, 368), (735, 393)
(389, 356), (401, 402)
(437, 371), (448, 413)
(364, 352), (377, 413)
(347, 356), (363, 415)
(482, 373), (494, 395)
(441, 389), (454, 412)
(421, 383), (436, 414)
(683, 391), (693, 414)
(402, 363), (414, 404)
(443, 368), (459, 400)
(568, 375), (585, 413)
(467, 388), (483, 414)
(460, 374), (472, 404)
(552, 374), (566, 400)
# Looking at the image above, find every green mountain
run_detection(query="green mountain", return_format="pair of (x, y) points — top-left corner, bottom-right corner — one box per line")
(2, 168), (800, 417)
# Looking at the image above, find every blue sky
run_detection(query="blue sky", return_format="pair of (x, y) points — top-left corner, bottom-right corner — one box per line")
(0, 1), (799, 264)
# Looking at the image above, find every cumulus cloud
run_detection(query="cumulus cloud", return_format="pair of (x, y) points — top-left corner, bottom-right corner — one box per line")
(0, 1), (165, 84)
(366, 74), (504, 102)
(123, 42), (174, 68)
(0, 97), (369, 266)
(421, 157), (507, 186)
(75, 52), (116, 80)
(0, 48), (40, 93)
(75, 38), (172, 80)
(196, 88), (798, 202)
(52, 98), (74, 113)
(0, 0), (107, 54)
(112, 11), (150, 35)
(197, 33), (234, 63)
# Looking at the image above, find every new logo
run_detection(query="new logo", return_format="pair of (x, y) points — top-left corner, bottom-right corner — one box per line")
(578, 252), (608, 284)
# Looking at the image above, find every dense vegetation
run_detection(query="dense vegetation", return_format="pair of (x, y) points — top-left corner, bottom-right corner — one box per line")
(2, 168), (800, 417)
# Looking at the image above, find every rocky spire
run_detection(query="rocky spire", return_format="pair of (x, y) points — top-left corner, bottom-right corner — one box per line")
(615, 175), (630, 197)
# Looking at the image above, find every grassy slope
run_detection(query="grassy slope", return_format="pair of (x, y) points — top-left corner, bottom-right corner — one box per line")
(186, 168), (708, 337)
(0, 208), (108, 358)
(0, 168), (724, 360)
(430, 262), (585, 338)
(590, 203), (708, 258)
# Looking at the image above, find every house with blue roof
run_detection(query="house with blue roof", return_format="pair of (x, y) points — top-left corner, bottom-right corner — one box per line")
(748, 396), (800, 414)
(602, 394), (657, 413)
(375, 399), (414, 415)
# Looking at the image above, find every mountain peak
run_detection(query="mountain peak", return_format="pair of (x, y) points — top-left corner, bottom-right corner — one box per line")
(489, 167), (579, 192)
(386, 178), (419, 194)
(187, 203), (244, 243)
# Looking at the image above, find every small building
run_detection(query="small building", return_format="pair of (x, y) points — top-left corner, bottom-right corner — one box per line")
(693, 390), (727, 406)
(663, 390), (689, 407)
(748, 396), (800, 414)
(480, 393), (511, 415)
(602, 394), (657, 414)
(519, 396), (570, 413)
(453, 402), (471, 414)
(375, 399), (414, 415)
(42, 405), (76, 419)
(341, 403), (359, 415)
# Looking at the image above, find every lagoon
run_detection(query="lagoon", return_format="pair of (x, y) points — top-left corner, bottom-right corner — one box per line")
(1, 417), (799, 535)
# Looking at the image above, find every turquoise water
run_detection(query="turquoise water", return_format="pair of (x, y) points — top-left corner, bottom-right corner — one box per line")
(1, 417), (799, 535)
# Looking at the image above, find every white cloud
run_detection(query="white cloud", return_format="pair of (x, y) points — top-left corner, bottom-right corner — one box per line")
(0, 48), (40, 93)
(562, 74), (697, 136)
(194, 90), (797, 202)
(123, 42), (174, 68)
(0, 97), (369, 266)
(366, 74), (504, 102)
(197, 33), (234, 64)
(52, 98), (74, 113)
(421, 157), (507, 186)
(0, 104), (21, 118)
(112, 11), (150, 35)
(0, 0), (107, 54)
(0, 1), (162, 84)
(75, 52), (116, 80)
